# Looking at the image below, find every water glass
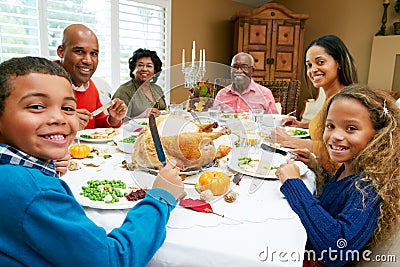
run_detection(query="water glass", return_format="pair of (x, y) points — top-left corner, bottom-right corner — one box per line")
(169, 103), (183, 116)
(252, 108), (264, 123)
(239, 131), (260, 154)
(208, 106), (221, 122)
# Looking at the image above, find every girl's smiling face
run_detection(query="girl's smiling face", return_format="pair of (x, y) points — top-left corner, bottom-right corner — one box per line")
(0, 73), (78, 160)
(323, 98), (376, 168)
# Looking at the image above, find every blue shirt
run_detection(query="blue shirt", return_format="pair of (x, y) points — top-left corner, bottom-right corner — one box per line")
(281, 165), (381, 267)
(0, 144), (176, 266)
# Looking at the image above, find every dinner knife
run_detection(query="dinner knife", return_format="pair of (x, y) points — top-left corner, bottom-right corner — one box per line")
(91, 101), (112, 116)
(149, 113), (167, 167)
(260, 143), (295, 160)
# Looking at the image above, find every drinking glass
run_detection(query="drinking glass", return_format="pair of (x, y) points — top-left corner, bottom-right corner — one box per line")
(208, 106), (221, 122)
(252, 108), (264, 123)
(169, 103), (183, 116)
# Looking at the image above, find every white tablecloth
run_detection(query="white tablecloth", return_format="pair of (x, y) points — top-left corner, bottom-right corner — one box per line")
(62, 125), (315, 267)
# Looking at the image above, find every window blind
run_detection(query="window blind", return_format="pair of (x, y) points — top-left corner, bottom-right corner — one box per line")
(0, 0), (170, 91)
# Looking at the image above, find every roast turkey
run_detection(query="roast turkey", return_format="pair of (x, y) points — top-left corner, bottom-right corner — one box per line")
(131, 115), (232, 170)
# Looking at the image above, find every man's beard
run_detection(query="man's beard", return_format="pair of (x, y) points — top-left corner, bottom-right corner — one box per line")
(232, 73), (250, 93)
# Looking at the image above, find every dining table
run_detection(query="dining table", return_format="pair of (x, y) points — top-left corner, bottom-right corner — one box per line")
(61, 113), (316, 267)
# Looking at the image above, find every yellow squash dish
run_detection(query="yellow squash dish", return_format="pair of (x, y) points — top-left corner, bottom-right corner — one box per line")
(69, 144), (91, 159)
(197, 170), (230, 196)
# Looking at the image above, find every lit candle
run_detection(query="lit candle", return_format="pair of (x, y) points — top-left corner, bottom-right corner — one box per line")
(182, 48), (185, 70)
(383, 0), (389, 4)
(202, 49), (206, 68)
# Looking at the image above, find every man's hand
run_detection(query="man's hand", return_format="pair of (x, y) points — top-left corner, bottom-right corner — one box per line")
(107, 99), (128, 126)
(76, 108), (92, 130)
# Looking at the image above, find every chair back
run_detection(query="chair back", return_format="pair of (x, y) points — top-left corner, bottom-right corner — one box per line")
(257, 80), (301, 115)
(213, 78), (233, 94)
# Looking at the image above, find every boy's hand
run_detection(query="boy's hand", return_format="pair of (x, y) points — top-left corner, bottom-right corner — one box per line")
(153, 160), (185, 200)
(54, 153), (71, 177)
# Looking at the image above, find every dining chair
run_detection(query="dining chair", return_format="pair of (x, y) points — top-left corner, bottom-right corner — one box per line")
(213, 77), (232, 94)
(300, 87), (326, 122)
(256, 80), (301, 115)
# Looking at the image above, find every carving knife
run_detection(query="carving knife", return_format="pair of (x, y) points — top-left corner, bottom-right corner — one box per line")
(149, 113), (166, 167)
(91, 101), (112, 117)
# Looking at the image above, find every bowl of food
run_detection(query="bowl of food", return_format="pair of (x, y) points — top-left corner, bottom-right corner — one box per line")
(116, 133), (139, 153)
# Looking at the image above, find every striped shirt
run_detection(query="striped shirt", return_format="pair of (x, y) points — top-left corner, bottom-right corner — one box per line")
(0, 144), (58, 178)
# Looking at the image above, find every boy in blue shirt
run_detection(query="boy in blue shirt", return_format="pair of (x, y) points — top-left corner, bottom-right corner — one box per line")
(0, 56), (184, 266)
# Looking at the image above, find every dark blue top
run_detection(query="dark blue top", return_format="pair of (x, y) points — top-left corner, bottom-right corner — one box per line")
(281, 165), (381, 267)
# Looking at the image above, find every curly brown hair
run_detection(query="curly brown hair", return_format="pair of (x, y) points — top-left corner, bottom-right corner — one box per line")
(315, 84), (400, 246)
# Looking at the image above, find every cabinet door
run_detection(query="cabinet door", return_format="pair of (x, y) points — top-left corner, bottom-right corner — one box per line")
(269, 19), (300, 81)
(246, 19), (272, 81)
(233, 18), (305, 81)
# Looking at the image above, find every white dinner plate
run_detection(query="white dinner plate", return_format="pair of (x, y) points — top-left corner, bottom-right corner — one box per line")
(70, 172), (155, 210)
(282, 127), (310, 138)
(228, 150), (308, 179)
(78, 128), (120, 143)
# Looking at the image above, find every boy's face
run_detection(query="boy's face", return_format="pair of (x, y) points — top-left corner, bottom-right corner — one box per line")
(0, 73), (79, 161)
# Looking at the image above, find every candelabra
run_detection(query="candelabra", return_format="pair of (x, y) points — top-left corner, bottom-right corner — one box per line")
(182, 62), (206, 88)
(376, 3), (390, 36)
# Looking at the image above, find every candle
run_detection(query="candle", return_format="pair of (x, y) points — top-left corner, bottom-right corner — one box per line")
(202, 49), (206, 68)
(192, 40), (196, 54)
(182, 48), (185, 70)
(199, 49), (203, 66)
(191, 48), (195, 66)
(383, 0), (389, 4)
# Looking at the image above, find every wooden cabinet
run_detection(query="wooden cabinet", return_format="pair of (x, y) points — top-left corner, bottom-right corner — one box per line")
(232, 3), (308, 81)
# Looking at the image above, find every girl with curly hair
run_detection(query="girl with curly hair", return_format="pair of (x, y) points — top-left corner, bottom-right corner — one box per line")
(275, 84), (400, 266)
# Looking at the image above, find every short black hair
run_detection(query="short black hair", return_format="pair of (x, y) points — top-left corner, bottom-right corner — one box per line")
(0, 56), (71, 115)
(128, 48), (162, 82)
